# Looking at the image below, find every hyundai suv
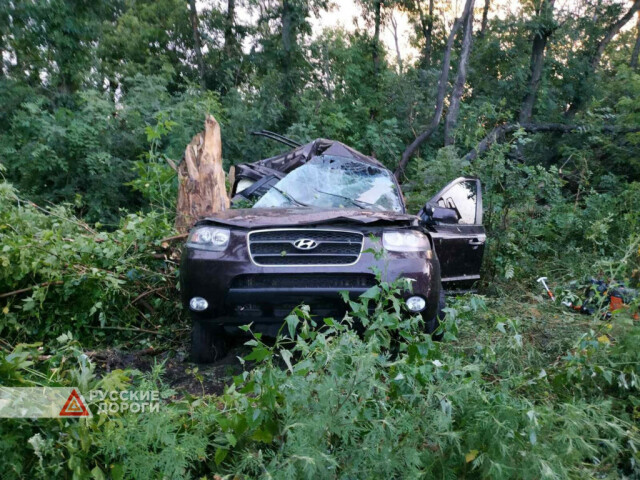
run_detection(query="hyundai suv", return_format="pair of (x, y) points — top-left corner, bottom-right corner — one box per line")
(181, 138), (485, 362)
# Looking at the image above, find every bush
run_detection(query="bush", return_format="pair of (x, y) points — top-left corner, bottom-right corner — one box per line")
(0, 180), (182, 346)
(1, 274), (639, 479)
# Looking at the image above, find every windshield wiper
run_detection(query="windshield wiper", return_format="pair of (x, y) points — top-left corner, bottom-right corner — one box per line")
(271, 186), (311, 207)
(312, 188), (378, 210)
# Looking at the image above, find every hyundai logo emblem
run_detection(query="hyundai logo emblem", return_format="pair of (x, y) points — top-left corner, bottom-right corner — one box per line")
(293, 238), (318, 250)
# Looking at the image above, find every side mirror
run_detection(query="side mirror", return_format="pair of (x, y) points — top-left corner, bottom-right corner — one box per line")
(419, 203), (459, 225)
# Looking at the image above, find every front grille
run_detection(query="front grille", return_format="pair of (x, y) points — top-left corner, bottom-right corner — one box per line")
(248, 229), (364, 266)
(230, 273), (376, 290)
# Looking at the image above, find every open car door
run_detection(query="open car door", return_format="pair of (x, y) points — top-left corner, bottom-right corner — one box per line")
(420, 177), (485, 292)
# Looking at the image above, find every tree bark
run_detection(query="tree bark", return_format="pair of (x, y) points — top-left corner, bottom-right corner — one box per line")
(519, 0), (555, 124)
(390, 14), (403, 73)
(418, 0), (434, 67)
(175, 115), (230, 233)
(631, 13), (640, 69)
(463, 122), (640, 163)
(480, 0), (490, 36)
(444, 0), (475, 146)
(566, 0), (640, 116)
(281, 0), (294, 113)
(188, 0), (206, 89)
(373, 0), (382, 76)
(394, 0), (471, 179)
(224, 0), (236, 54)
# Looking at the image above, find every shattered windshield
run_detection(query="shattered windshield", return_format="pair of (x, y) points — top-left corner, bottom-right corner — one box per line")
(253, 155), (403, 212)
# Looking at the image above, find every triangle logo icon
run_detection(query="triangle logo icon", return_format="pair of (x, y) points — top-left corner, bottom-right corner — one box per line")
(59, 389), (90, 417)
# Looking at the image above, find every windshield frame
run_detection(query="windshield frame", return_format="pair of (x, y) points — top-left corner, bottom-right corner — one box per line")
(251, 155), (406, 213)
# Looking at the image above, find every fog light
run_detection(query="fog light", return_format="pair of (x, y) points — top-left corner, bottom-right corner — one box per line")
(406, 296), (426, 312)
(189, 297), (208, 312)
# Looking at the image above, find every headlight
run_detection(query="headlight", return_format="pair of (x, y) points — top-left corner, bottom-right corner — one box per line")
(187, 226), (231, 251)
(382, 230), (430, 252)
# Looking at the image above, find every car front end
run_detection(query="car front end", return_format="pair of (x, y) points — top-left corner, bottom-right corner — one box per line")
(181, 210), (441, 337)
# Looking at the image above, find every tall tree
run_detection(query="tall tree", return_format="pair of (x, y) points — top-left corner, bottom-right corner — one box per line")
(566, 0), (640, 116)
(630, 10), (640, 69)
(98, 0), (196, 92)
(224, 0), (238, 55)
(390, 13), (403, 73)
(357, 0), (386, 117)
(418, 0), (435, 67)
(373, 0), (383, 76)
(444, 0), (475, 145)
(188, 0), (207, 89)
(280, 0), (295, 115)
(590, 0), (640, 70)
(402, 0), (434, 68)
(480, 0), (490, 36)
(395, 0), (474, 178)
(0, 5), (6, 79)
(519, 0), (556, 123)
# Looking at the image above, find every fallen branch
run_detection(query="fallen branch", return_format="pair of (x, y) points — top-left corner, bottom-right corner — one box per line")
(159, 233), (189, 244)
(98, 326), (162, 335)
(0, 281), (64, 299)
(36, 200), (102, 237)
(464, 123), (640, 163)
(129, 286), (170, 308)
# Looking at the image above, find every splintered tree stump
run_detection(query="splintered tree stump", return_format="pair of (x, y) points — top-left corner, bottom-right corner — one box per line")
(175, 115), (230, 233)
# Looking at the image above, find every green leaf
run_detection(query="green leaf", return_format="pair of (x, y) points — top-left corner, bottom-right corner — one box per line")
(110, 464), (124, 480)
(285, 313), (299, 339)
(225, 433), (237, 447)
(360, 285), (381, 300)
(214, 448), (228, 465)
(244, 346), (271, 363)
(251, 428), (273, 443)
(280, 349), (294, 373)
(91, 466), (106, 480)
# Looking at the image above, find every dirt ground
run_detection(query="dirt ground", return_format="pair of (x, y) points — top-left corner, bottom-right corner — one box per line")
(88, 336), (251, 396)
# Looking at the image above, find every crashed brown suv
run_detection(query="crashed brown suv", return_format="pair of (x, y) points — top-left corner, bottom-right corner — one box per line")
(181, 138), (485, 362)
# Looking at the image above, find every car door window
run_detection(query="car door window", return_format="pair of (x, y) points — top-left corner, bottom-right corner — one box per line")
(435, 180), (478, 225)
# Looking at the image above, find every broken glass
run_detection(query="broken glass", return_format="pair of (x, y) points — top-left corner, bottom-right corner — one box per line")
(253, 155), (403, 212)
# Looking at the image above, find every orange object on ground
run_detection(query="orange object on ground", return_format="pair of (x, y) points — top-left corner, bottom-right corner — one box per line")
(609, 295), (624, 312)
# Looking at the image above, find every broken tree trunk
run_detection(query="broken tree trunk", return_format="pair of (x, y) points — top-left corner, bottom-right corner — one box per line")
(175, 115), (230, 233)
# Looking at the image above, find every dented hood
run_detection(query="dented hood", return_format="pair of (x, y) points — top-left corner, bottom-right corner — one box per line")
(199, 208), (418, 229)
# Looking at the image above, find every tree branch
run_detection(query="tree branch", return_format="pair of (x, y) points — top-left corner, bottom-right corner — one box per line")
(464, 123), (640, 162)
(444, 0), (475, 145)
(0, 281), (64, 299)
(591, 0), (640, 71)
(394, 0), (474, 180)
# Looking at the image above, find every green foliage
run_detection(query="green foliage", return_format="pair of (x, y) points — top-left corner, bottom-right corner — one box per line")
(0, 76), (223, 224)
(0, 180), (181, 345)
(1, 0), (640, 477)
(1, 274), (639, 479)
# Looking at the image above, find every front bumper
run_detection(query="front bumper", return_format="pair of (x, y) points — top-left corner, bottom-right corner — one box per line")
(180, 229), (440, 329)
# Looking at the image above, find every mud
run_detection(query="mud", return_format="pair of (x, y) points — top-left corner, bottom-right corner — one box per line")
(89, 336), (250, 396)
